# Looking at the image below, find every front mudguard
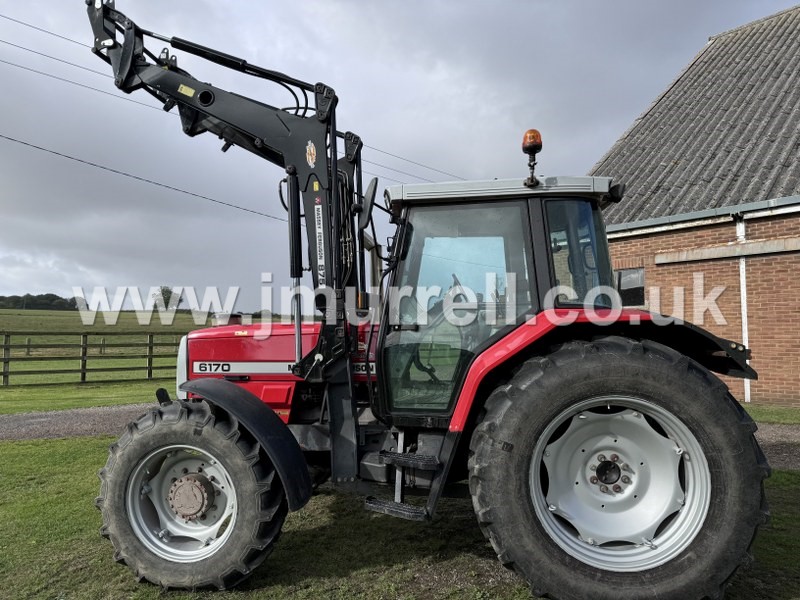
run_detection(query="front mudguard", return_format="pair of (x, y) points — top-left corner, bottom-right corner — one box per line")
(179, 378), (312, 511)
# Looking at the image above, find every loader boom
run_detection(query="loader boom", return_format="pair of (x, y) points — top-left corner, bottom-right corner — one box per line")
(87, 0), (368, 378)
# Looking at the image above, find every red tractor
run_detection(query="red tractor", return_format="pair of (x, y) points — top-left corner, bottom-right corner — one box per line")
(88, 3), (769, 599)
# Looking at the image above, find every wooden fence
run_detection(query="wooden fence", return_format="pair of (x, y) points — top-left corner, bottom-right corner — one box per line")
(0, 331), (189, 387)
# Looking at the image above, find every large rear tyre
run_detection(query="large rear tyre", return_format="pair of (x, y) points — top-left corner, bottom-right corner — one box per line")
(469, 337), (769, 600)
(96, 401), (288, 590)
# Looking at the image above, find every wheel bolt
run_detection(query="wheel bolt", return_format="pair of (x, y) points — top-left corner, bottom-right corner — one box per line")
(597, 454), (606, 462)
(590, 465), (597, 471)
(590, 476), (598, 484)
(548, 504), (556, 512)
(610, 454), (619, 462)
(182, 468), (188, 474)
(600, 485), (609, 493)
(613, 484), (622, 493)
(621, 476), (631, 484)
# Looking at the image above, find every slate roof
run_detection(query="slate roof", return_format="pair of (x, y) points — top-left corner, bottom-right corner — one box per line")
(591, 5), (800, 226)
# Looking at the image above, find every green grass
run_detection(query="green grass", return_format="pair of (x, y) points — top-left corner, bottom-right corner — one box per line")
(744, 405), (800, 425)
(0, 437), (530, 600)
(0, 437), (797, 600)
(0, 308), (211, 334)
(0, 381), (163, 414)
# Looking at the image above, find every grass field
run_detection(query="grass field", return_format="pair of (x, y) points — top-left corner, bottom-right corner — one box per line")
(0, 381), (161, 414)
(0, 308), (212, 333)
(0, 436), (796, 600)
(0, 308), (202, 387)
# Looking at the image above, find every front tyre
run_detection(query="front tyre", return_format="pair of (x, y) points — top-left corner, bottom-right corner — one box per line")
(469, 337), (769, 600)
(96, 401), (288, 590)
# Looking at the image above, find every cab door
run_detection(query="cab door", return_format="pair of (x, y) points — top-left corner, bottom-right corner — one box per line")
(378, 200), (534, 422)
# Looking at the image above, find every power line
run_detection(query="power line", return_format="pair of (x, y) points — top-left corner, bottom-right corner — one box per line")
(361, 158), (434, 183)
(0, 56), (405, 189)
(0, 38), (111, 78)
(362, 169), (403, 185)
(0, 12), (467, 181)
(0, 13), (86, 47)
(364, 144), (466, 180)
(0, 133), (290, 223)
(0, 58), (164, 114)
(1, 54), (429, 185)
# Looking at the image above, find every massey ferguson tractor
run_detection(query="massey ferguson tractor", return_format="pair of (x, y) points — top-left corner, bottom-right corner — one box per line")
(87, 3), (769, 599)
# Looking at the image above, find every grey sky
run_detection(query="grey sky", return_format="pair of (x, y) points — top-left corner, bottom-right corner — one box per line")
(1, 1), (797, 311)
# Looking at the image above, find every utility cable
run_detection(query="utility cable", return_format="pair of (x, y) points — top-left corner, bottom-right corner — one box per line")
(0, 58), (165, 114)
(363, 144), (466, 180)
(1, 55), (425, 185)
(0, 133), (289, 223)
(361, 159), (434, 183)
(0, 13), (467, 181)
(0, 13), (86, 47)
(0, 38), (111, 78)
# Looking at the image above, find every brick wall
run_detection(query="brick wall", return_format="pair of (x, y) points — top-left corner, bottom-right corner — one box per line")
(608, 212), (800, 407)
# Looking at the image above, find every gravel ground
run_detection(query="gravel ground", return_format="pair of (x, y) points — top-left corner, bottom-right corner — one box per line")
(0, 403), (797, 470)
(0, 403), (152, 441)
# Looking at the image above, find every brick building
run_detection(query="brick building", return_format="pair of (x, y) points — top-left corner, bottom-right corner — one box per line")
(591, 7), (800, 407)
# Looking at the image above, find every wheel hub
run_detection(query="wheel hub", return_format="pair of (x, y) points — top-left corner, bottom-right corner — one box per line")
(168, 474), (215, 521)
(595, 460), (621, 485)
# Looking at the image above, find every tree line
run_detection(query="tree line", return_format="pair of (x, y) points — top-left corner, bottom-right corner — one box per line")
(0, 287), (179, 312)
(0, 294), (79, 311)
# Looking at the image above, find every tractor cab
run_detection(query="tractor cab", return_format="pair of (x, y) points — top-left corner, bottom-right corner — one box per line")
(376, 175), (618, 426)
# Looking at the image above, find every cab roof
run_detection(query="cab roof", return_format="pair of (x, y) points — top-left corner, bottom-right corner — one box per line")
(385, 176), (615, 206)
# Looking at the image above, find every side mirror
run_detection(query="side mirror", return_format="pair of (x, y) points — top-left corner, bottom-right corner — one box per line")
(359, 177), (378, 230)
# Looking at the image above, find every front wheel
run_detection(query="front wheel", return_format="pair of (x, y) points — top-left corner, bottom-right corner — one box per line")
(469, 337), (769, 600)
(96, 401), (288, 590)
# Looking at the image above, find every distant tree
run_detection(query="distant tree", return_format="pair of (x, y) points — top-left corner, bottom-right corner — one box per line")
(152, 286), (184, 310)
(0, 293), (79, 311)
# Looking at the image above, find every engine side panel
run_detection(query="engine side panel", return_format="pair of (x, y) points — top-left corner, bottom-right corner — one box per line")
(185, 323), (319, 423)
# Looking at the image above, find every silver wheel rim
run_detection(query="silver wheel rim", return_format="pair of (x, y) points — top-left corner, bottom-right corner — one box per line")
(530, 396), (711, 572)
(126, 444), (237, 563)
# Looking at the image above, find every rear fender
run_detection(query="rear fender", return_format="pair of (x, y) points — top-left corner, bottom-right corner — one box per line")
(449, 309), (756, 432)
(179, 378), (312, 511)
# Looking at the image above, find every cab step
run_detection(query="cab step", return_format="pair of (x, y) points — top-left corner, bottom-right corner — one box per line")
(379, 450), (440, 471)
(364, 496), (429, 521)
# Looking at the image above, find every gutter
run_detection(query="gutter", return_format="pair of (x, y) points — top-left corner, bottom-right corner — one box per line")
(606, 195), (800, 238)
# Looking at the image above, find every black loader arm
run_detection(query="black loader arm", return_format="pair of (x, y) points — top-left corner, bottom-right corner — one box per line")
(86, 0), (361, 297)
(87, 0), (375, 383)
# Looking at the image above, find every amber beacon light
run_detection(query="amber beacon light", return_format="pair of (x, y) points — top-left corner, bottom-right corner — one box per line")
(522, 129), (543, 155)
(522, 128), (542, 187)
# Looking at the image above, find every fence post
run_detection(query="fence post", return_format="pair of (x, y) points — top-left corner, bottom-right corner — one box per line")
(147, 334), (154, 379)
(26, 337), (32, 356)
(2, 334), (10, 386)
(100, 337), (106, 355)
(80, 333), (88, 383)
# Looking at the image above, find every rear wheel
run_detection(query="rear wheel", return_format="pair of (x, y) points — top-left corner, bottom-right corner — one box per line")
(469, 337), (769, 600)
(96, 401), (287, 590)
